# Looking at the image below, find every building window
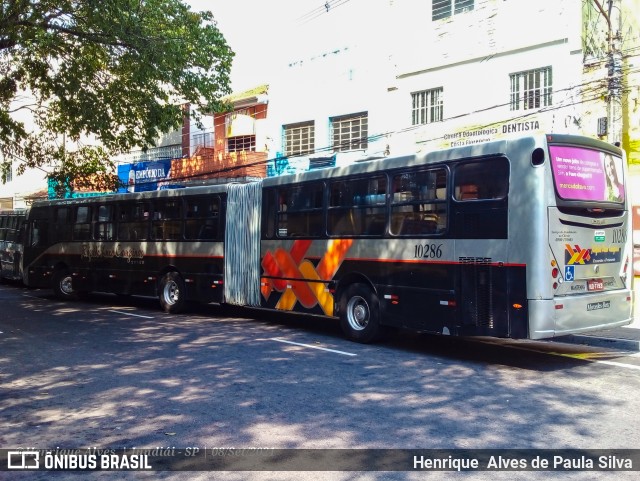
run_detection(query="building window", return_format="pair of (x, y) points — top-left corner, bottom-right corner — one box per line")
(283, 121), (315, 157)
(331, 112), (368, 152)
(432, 0), (474, 21)
(227, 135), (256, 153)
(412, 88), (444, 125)
(510, 67), (553, 111)
(2, 164), (11, 183)
(193, 132), (213, 148)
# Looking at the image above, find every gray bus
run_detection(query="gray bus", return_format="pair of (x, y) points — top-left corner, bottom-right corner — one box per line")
(21, 134), (633, 342)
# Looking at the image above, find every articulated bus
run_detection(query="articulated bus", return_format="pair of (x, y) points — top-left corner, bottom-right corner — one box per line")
(19, 134), (633, 342)
(0, 210), (26, 282)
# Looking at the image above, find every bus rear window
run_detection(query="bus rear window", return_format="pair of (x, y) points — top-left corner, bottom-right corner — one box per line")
(550, 145), (624, 203)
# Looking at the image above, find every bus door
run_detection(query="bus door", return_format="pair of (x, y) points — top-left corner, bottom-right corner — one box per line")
(22, 208), (53, 285)
(451, 157), (511, 337)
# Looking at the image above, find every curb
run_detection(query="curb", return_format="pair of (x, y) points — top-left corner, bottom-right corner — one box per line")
(551, 334), (640, 352)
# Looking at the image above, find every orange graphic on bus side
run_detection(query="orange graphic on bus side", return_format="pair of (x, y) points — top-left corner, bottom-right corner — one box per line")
(261, 239), (353, 315)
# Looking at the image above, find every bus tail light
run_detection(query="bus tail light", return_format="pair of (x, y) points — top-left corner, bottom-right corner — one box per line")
(439, 300), (456, 307)
(550, 260), (562, 290)
(384, 294), (399, 305)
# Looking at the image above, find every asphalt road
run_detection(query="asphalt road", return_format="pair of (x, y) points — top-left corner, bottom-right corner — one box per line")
(1, 282), (640, 481)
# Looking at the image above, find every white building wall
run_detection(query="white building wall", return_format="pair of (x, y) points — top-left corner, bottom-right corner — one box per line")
(264, 0), (394, 166)
(266, 42), (392, 165)
(0, 164), (49, 209)
(266, 0), (592, 163)
(385, 0), (587, 152)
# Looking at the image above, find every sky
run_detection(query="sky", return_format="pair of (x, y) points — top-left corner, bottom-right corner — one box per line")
(188, 0), (368, 92)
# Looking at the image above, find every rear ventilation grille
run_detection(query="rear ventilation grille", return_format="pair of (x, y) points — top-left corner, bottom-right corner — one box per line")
(460, 257), (494, 328)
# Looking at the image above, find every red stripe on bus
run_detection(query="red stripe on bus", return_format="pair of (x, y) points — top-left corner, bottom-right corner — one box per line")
(343, 257), (527, 267)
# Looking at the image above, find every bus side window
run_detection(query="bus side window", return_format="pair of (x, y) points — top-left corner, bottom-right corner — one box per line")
(328, 176), (386, 237)
(117, 203), (149, 241)
(152, 199), (183, 240)
(277, 183), (324, 238)
(73, 206), (92, 240)
(94, 205), (114, 241)
(53, 207), (72, 242)
(452, 157), (509, 239)
(454, 159), (509, 201)
(261, 189), (276, 239)
(391, 168), (447, 236)
(184, 196), (220, 241)
(31, 219), (48, 247)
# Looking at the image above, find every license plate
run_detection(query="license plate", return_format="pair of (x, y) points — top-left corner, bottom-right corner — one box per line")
(587, 278), (604, 291)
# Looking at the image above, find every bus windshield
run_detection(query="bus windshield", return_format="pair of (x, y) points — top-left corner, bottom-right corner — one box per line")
(549, 145), (625, 203)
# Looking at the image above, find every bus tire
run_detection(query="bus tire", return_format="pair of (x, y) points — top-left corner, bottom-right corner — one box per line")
(339, 283), (384, 343)
(159, 271), (186, 314)
(52, 269), (76, 300)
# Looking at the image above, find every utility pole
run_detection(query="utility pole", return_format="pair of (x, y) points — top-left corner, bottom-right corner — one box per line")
(593, 0), (623, 145)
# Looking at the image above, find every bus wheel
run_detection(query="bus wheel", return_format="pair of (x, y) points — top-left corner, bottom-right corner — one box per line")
(159, 272), (186, 314)
(339, 283), (383, 343)
(52, 269), (76, 300)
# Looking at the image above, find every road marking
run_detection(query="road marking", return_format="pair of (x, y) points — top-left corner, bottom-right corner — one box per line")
(108, 310), (154, 319)
(589, 359), (640, 370)
(271, 338), (357, 357)
(475, 338), (640, 371)
(546, 351), (640, 371)
(22, 294), (45, 300)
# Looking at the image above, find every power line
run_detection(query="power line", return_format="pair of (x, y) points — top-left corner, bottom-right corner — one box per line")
(296, 0), (354, 24)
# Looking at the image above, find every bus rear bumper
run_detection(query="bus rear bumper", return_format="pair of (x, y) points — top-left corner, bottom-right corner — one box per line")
(528, 290), (633, 340)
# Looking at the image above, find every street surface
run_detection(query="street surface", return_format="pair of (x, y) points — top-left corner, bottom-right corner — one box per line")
(1, 281), (640, 481)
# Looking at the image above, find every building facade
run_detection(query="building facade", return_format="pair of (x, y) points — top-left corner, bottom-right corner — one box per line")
(2, 0), (639, 205)
(264, 0), (640, 172)
(169, 85), (269, 184)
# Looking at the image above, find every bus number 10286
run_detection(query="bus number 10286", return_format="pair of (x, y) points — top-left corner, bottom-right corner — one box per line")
(414, 243), (443, 259)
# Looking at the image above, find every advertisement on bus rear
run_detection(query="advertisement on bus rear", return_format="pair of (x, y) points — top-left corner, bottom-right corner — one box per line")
(549, 146), (625, 203)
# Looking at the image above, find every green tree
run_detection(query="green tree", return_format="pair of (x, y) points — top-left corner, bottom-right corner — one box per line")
(0, 0), (234, 191)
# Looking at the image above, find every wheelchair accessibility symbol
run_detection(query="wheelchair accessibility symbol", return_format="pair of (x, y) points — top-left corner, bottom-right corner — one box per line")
(564, 265), (575, 282)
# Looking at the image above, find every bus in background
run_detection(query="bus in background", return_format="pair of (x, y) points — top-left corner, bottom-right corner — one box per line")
(20, 134), (633, 342)
(0, 209), (26, 282)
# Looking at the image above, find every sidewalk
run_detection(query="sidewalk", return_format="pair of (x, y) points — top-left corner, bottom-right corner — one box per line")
(553, 280), (640, 351)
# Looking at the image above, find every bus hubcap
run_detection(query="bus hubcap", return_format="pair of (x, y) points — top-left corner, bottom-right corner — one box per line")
(164, 281), (179, 305)
(347, 296), (369, 331)
(60, 276), (73, 295)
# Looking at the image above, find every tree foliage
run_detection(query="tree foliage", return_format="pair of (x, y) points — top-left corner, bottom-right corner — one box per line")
(0, 0), (234, 191)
